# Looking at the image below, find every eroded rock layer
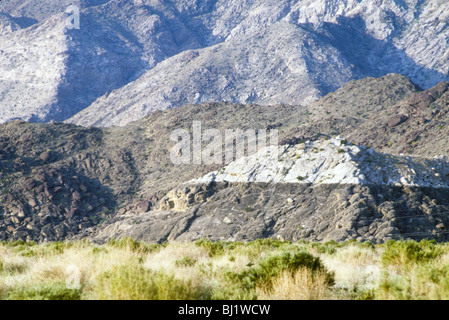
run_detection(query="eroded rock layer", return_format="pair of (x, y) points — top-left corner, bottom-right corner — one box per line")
(93, 182), (449, 243)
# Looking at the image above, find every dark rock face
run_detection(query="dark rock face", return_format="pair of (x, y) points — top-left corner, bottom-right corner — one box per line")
(92, 182), (449, 244)
(0, 167), (116, 242)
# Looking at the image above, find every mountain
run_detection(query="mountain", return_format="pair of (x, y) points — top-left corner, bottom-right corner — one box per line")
(1, 74), (449, 242)
(66, 20), (356, 126)
(1, 0), (448, 125)
(93, 137), (449, 243)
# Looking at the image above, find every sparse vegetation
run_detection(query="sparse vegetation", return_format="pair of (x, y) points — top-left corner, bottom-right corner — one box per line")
(1, 239), (449, 300)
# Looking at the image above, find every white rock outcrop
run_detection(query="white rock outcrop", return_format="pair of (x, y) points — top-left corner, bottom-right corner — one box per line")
(193, 137), (449, 188)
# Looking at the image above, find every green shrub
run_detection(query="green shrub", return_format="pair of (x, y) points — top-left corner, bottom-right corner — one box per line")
(356, 241), (376, 250)
(46, 241), (70, 254)
(1, 261), (27, 275)
(225, 251), (334, 294)
(92, 246), (109, 254)
(7, 283), (82, 300)
(381, 240), (444, 267)
(175, 256), (197, 267)
(308, 242), (338, 254)
(230, 239), (297, 261)
(376, 264), (449, 300)
(248, 238), (291, 249)
(13, 241), (71, 257)
(107, 238), (164, 254)
(1, 240), (37, 248)
(195, 239), (226, 257)
(211, 283), (257, 300)
(17, 248), (38, 257)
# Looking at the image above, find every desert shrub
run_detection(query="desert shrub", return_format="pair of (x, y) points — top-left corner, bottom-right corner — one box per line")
(16, 248), (38, 257)
(1, 261), (28, 275)
(0, 282), (7, 300)
(1, 241), (37, 257)
(195, 239), (244, 257)
(13, 241), (71, 257)
(238, 239), (296, 260)
(381, 240), (444, 267)
(107, 238), (164, 254)
(308, 242), (338, 254)
(248, 238), (292, 249)
(93, 265), (211, 300)
(211, 282), (257, 300)
(376, 263), (449, 300)
(175, 256), (197, 267)
(195, 239), (225, 257)
(1, 240), (37, 248)
(257, 268), (330, 300)
(224, 250), (334, 295)
(194, 239), (297, 263)
(92, 246), (109, 254)
(43, 242), (70, 255)
(7, 283), (82, 300)
(355, 241), (376, 250)
(306, 240), (373, 255)
(376, 272), (413, 300)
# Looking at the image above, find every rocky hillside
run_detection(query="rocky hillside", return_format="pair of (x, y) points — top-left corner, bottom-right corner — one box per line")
(1, 0), (448, 126)
(1, 74), (449, 242)
(0, 103), (301, 241)
(93, 137), (449, 243)
(302, 75), (449, 157)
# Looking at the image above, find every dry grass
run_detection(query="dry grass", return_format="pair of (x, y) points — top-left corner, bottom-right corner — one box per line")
(1, 239), (449, 300)
(319, 244), (381, 291)
(257, 268), (329, 300)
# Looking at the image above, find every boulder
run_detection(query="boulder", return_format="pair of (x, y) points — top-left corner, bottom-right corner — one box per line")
(136, 200), (151, 213)
(387, 114), (408, 127)
(39, 151), (56, 163)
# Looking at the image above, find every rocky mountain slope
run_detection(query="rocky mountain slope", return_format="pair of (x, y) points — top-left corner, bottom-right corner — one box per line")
(93, 137), (449, 243)
(1, 74), (448, 242)
(1, 0), (448, 125)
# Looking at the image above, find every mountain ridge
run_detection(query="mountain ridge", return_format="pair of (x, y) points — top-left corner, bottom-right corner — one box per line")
(1, 0), (448, 126)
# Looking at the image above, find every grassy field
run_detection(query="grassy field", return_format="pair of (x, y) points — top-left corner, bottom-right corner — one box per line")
(1, 238), (449, 300)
